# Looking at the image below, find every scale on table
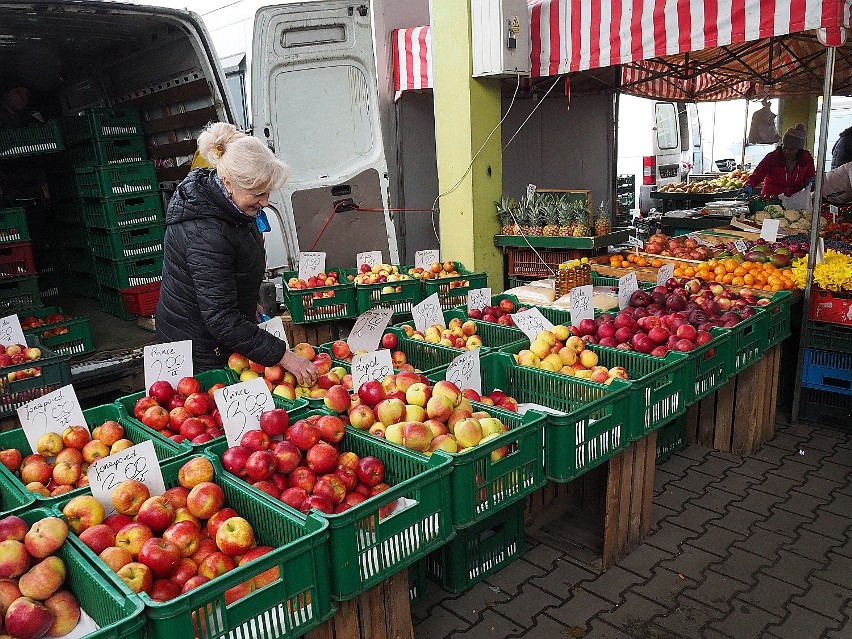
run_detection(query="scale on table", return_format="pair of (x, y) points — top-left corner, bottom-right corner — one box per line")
(701, 200), (750, 218)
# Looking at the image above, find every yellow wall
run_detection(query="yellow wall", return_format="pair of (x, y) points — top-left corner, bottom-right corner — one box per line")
(778, 97), (818, 150)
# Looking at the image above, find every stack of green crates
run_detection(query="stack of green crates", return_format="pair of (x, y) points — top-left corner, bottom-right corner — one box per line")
(0, 208), (40, 313)
(62, 108), (164, 319)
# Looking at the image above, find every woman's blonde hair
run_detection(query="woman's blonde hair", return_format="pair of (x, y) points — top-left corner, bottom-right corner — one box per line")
(197, 122), (289, 192)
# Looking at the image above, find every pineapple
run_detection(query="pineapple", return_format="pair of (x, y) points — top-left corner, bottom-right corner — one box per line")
(542, 195), (559, 236)
(523, 194), (542, 236)
(594, 201), (612, 236)
(573, 203), (591, 237)
(495, 197), (512, 235)
(557, 199), (574, 236)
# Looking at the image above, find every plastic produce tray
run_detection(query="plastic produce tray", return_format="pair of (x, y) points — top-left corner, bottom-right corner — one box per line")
(0, 208), (29, 243)
(798, 386), (852, 423)
(759, 291), (792, 349)
(81, 192), (162, 229)
(0, 336), (70, 418)
(210, 411), (454, 601)
(802, 348), (852, 395)
(804, 321), (852, 355)
(0, 241), (36, 278)
(282, 270), (357, 324)
(20, 306), (95, 356)
(94, 254), (163, 289)
(67, 135), (148, 167)
(63, 107), (144, 143)
(656, 414), (688, 464)
(99, 286), (136, 320)
(0, 275), (41, 312)
(353, 268), (425, 318)
(75, 161), (158, 198)
(422, 262), (488, 310)
(0, 120), (64, 158)
(58, 455), (334, 639)
(0, 458), (34, 518)
(726, 309), (765, 374)
(684, 328), (733, 403)
(120, 281), (161, 316)
(318, 336), (450, 379)
(88, 222), (165, 259)
(441, 308), (528, 351)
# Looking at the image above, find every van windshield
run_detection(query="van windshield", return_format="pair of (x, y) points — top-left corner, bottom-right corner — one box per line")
(655, 103), (679, 150)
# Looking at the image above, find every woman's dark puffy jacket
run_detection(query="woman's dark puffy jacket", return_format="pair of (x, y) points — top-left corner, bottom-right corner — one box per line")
(155, 168), (287, 372)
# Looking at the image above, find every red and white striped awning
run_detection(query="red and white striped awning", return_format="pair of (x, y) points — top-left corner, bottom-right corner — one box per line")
(393, 25), (432, 100)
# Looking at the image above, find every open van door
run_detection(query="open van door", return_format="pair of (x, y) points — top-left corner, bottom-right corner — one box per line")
(252, 1), (399, 272)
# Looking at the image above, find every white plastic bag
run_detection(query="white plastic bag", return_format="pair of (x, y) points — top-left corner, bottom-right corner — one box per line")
(779, 187), (811, 212)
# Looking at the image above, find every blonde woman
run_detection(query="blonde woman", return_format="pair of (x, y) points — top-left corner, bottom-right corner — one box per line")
(157, 122), (317, 385)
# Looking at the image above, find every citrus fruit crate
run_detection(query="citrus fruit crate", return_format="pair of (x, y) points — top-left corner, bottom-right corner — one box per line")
(88, 222), (165, 259)
(120, 281), (161, 316)
(724, 309), (765, 374)
(684, 328), (733, 404)
(99, 286), (136, 320)
(0, 208), (29, 243)
(0, 275), (40, 312)
(211, 410), (454, 602)
(63, 107), (144, 143)
(319, 336), (450, 378)
(432, 352), (630, 483)
(425, 501), (525, 593)
(0, 120), (64, 158)
(801, 348), (852, 395)
(804, 321), (852, 355)
(282, 270), (357, 324)
(0, 336), (70, 418)
(422, 262), (488, 310)
(75, 161), (159, 198)
(0, 455), (34, 518)
(21, 306), (95, 357)
(57, 454), (335, 639)
(94, 254), (163, 289)
(758, 290), (792, 349)
(0, 403), (188, 507)
(353, 272), (424, 318)
(656, 414), (688, 464)
(114, 368), (308, 453)
(20, 507), (147, 639)
(67, 135), (148, 167)
(81, 192), (162, 229)
(0, 241), (36, 278)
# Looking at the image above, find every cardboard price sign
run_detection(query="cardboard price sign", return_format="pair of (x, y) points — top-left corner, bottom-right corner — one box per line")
(259, 316), (289, 348)
(414, 249), (440, 270)
(297, 252), (326, 280)
(214, 377), (276, 448)
(467, 288), (492, 313)
(656, 263), (675, 286)
(569, 285), (594, 326)
(0, 315), (26, 347)
(356, 251), (383, 268)
(144, 340), (193, 391)
(351, 349), (394, 392)
(88, 440), (165, 515)
(511, 308), (555, 341)
(18, 385), (88, 453)
(618, 272), (639, 310)
(445, 349), (481, 394)
(412, 293), (444, 332)
(347, 307), (393, 354)
(734, 239), (748, 254)
(760, 219), (780, 242)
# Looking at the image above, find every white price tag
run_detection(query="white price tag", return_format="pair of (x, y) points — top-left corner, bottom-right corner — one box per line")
(467, 288), (492, 313)
(618, 272), (639, 310)
(259, 316), (289, 349)
(18, 385), (88, 453)
(347, 307), (393, 354)
(144, 341), (194, 391)
(510, 308), (555, 342)
(569, 285), (594, 327)
(414, 250), (440, 270)
(830, 205), (839, 223)
(445, 350), (481, 394)
(687, 232), (710, 246)
(760, 219), (780, 242)
(351, 349), (394, 392)
(356, 251), (383, 268)
(412, 293), (444, 332)
(656, 264), (675, 286)
(214, 378), (276, 448)
(88, 441), (165, 515)
(0, 315), (26, 347)
(734, 239), (748, 254)
(815, 237), (825, 265)
(627, 235), (644, 249)
(297, 252), (326, 280)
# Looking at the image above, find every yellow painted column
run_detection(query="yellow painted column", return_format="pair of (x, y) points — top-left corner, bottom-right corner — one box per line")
(778, 97), (818, 150)
(431, 0), (505, 291)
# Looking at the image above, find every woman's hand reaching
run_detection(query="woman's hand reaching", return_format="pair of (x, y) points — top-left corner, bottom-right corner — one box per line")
(280, 350), (318, 387)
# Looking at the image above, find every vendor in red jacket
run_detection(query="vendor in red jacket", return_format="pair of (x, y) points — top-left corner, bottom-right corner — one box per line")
(742, 123), (816, 197)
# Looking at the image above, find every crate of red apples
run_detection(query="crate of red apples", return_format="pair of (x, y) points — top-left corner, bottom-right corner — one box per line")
(20, 307), (94, 357)
(0, 337), (71, 419)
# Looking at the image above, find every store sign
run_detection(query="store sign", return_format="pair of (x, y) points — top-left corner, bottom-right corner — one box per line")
(214, 378), (276, 448)
(445, 350), (481, 394)
(144, 340), (193, 391)
(351, 349), (394, 392)
(618, 272), (639, 310)
(347, 307), (393, 354)
(412, 293), (444, 333)
(19, 385), (88, 453)
(297, 252), (326, 280)
(569, 285), (594, 326)
(0, 315), (26, 347)
(88, 441), (165, 515)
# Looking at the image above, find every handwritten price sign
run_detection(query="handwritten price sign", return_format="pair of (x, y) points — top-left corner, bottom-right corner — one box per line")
(259, 316), (289, 349)
(656, 263), (675, 286)
(347, 307), (393, 354)
(511, 308), (555, 341)
(569, 285), (594, 327)
(351, 349), (394, 392)
(214, 378), (276, 448)
(19, 385), (88, 453)
(760, 219), (780, 242)
(445, 349), (481, 394)
(88, 441), (165, 515)
(618, 272), (639, 310)
(467, 288), (492, 313)
(144, 341), (193, 391)
(0, 315), (26, 347)
(356, 251), (383, 268)
(412, 293), (444, 333)
(414, 249), (440, 270)
(298, 252), (326, 280)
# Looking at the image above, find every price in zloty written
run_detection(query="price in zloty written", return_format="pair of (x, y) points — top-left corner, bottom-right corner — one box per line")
(222, 386), (269, 442)
(90, 449), (150, 492)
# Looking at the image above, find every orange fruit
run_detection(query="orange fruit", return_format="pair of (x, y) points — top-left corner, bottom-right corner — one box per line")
(732, 276), (744, 286)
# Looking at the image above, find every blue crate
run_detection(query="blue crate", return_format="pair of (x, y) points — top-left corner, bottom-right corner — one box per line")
(801, 348), (852, 395)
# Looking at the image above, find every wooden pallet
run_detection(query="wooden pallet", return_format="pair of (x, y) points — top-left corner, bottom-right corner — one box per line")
(684, 344), (780, 455)
(281, 313), (348, 347)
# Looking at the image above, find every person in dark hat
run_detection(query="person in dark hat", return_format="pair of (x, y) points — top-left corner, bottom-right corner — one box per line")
(742, 123), (816, 197)
(832, 126), (852, 170)
(0, 79), (41, 129)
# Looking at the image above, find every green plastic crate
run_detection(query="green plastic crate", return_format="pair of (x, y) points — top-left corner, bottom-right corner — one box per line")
(805, 320), (852, 354)
(684, 328), (733, 403)
(75, 161), (158, 198)
(282, 270), (357, 324)
(725, 309), (765, 374)
(409, 558), (428, 602)
(0, 208), (29, 243)
(759, 291), (792, 349)
(0, 458), (34, 517)
(0, 275), (41, 312)
(454, 293), (574, 326)
(81, 192), (163, 229)
(67, 135), (148, 167)
(0, 120), (64, 158)
(353, 270), (425, 318)
(388, 326), (491, 368)
(98, 286), (136, 320)
(20, 508), (146, 639)
(88, 222), (165, 259)
(318, 338), (449, 379)
(115, 368), (308, 452)
(425, 501), (525, 593)
(94, 254), (163, 289)
(58, 454), (334, 639)
(656, 415), (688, 463)
(63, 108), (144, 143)
(21, 307), (95, 357)
(0, 403), (188, 507)
(210, 411), (454, 601)
(0, 336), (71, 418)
(423, 262), (488, 310)
(442, 308), (529, 350)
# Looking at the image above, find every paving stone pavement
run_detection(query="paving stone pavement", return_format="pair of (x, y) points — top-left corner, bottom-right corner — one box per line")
(411, 422), (852, 638)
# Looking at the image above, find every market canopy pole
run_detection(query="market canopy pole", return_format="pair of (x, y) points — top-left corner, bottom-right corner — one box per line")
(430, 0), (504, 290)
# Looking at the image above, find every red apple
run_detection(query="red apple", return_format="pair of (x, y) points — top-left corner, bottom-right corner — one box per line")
(186, 482), (225, 520)
(78, 524), (115, 556)
(138, 537), (181, 579)
(357, 380), (386, 407)
(355, 456), (385, 487)
(270, 441), (302, 475)
(285, 421), (320, 451)
(150, 578), (182, 602)
(240, 430), (271, 452)
(163, 521), (202, 558)
(279, 487), (308, 511)
(313, 475), (346, 505)
(302, 495), (334, 514)
(183, 393), (210, 417)
(245, 450), (277, 482)
(149, 380), (175, 405)
(177, 376), (202, 397)
(215, 517), (255, 557)
(221, 446), (252, 478)
(288, 467), (316, 494)
(259, 409), (289, 438)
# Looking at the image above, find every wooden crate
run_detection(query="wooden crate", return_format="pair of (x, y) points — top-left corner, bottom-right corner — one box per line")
(304, 571), (413, 639)
(684, 344), (780, 456)
(281, 313), (348, 348)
